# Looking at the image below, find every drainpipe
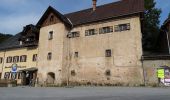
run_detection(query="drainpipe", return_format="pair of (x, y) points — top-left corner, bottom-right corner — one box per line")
(1, 50), (6, 79)
(66, 31), (71, 87)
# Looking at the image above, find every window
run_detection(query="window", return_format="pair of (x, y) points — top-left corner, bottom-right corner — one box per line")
(13, 56), (19, 63)
(67, 31), (80, 38)
(114, 23), (130, 32)
(74, 52), (79, 58)
(32, 54), (37, 62)
(0, 57), (3, 64)
(6, 57), (12, 63)
(85, 29), (97, 36)
(4, 72), (10, 79)
(11, 72), (17, 80)
(105, 49), (112, 57)
(50, 15), (54, 22)
(48, 31), (53, 40)
(71, 70), (76, 76)
(20, 55), (27, 62)
(99, 26), (113, 34)
(105, 69), (111, 76)
(47, 52), (52, 60)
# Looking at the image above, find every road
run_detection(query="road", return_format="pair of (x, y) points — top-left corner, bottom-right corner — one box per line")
(0, 87), (170, 100)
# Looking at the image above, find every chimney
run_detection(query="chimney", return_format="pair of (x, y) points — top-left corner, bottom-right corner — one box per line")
(92, 0), (97, 11)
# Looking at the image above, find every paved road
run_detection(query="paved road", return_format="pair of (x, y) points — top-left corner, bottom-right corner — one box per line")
(0, 87), (170, 100)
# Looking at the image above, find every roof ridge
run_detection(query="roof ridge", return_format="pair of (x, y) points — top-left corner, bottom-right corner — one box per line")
(64, 0), (122, 16)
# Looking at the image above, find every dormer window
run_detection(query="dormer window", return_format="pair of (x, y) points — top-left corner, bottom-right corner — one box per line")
(26, 38), (30, 42)
(19, 41), (23, 45)
(48, 31), (53, 40)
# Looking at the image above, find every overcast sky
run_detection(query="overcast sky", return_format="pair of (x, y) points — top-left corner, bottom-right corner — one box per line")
(0, 0), (169, 35)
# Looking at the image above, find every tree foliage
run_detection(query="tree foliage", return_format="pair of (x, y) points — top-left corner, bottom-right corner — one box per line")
(143, 0), (161, 51)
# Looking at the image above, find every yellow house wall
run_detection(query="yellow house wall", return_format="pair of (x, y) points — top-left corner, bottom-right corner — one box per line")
(0, 47), (38, 79)
(0, 51), (5, 78)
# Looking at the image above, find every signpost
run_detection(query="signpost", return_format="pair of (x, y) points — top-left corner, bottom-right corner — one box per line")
(11, 64), (17, 80)
(11, 64), (17, 73)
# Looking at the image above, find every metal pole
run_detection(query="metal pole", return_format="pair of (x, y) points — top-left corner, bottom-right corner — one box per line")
(1, 50), (6, 79)
(67, 32), (71, 87)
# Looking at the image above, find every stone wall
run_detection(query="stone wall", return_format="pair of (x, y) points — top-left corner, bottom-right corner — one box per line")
(143, 59), (170, 85)
(61, 16), (144, 86)
(37, 22), (69, 85)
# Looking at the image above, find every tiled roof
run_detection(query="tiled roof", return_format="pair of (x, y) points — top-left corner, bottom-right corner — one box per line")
(163, 17), (170, 26)
(65, 0), (144, 26)
(0, 33), (23, 50)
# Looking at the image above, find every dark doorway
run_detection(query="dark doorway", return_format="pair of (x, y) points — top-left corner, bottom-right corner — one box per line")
(20, 68), (38, 86)
(47, 72), (55, 84)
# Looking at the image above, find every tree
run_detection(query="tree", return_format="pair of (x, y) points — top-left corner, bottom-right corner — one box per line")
(143, 0), (161, 51)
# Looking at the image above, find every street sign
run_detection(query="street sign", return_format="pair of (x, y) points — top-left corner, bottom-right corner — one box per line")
(11, 64), (17, 72)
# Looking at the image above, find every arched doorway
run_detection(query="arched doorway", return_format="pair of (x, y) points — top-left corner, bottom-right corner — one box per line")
(47, 72), (55, 84)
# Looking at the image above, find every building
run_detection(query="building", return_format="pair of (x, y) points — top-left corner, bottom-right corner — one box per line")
(141, 17), (170, 86)
(0, 0), (145, 86)
(0, 24), (39, 85)
(160, 18), (170, 54)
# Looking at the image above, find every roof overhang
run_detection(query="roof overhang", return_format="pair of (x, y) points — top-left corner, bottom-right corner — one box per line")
(19, 67), (38, 72)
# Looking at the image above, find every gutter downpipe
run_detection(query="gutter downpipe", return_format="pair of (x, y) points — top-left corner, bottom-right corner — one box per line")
(66, 31), (71, 87)
(1, 50), (6, 79)
(66, 18), (73, 87)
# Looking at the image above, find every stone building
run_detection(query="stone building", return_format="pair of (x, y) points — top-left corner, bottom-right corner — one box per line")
(0, 0), (145, 86)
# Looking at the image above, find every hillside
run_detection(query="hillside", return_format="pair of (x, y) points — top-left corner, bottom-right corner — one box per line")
(0, 33), (13, 44)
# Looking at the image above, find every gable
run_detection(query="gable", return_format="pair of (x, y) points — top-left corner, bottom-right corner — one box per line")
(41, 12), (61, 27)
(36, 6), (72, 28)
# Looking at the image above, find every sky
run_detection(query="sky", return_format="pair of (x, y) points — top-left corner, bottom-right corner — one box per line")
(0, 0), (170, 35)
